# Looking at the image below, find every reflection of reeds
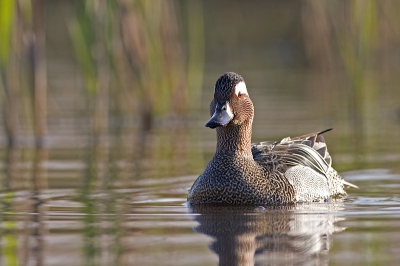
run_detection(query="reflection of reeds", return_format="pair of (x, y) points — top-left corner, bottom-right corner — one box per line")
(1, 145), (18, 265)
(79, 117), (126, 265)
(0, 145), (48, 265)
(28, 147), (48, 265)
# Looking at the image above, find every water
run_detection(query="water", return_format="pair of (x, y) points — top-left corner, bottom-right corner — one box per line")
(1, 67), (400, 264)
(1, 67), (400, 265)
(2, 164), (400, 265)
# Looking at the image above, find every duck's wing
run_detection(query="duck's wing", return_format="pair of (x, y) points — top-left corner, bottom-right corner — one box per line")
(289, 128), (333, 167)
(251, 129), (333, 177)
(252, 129), (358, 199)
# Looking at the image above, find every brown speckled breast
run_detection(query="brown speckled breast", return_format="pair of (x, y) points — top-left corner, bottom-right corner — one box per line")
(188, 153), (296, 205)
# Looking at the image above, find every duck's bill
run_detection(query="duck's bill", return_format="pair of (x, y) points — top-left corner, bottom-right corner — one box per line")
(205, 101), (234, 128)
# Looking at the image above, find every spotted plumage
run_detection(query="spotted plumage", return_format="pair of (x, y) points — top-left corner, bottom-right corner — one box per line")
(187, 72), (357, 205)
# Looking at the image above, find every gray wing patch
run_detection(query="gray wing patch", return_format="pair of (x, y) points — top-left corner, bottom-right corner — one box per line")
(285, 165), (330, 202)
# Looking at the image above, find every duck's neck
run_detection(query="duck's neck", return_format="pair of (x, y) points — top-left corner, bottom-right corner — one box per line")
(215, 122), (253, 156)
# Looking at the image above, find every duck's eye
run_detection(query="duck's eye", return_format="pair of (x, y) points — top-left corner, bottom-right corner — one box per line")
(238, 92), (242, 98)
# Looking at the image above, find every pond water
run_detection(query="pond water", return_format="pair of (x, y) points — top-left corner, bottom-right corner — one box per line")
(1, 67), (400, 266)
(1, 65), (400, 265)
(1, 85), (400, 265)
(1, 162), (400, 265)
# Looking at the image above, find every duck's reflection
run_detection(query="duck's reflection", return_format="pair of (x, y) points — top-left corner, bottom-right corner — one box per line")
(189, 203), (345, 266)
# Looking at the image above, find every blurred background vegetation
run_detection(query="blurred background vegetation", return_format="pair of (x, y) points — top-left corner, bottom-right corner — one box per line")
(0, 0), (400, 190)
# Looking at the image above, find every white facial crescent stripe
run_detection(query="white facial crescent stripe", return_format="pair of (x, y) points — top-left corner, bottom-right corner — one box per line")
(226, 102), (234, 118)
(235, 81), (248, 96)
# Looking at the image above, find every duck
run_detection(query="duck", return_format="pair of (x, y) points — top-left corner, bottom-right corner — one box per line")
(187, 72), (357, 205)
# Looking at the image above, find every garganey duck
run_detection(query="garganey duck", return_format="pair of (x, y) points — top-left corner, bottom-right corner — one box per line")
(188, 72), (357, 205)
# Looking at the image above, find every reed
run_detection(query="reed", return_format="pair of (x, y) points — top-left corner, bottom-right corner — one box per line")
(0, 0), (18, 146)
(69, 0), (113, 139)
(69, 0), (197, 133)
(117, 0), (189, 130)
(0, 0), (48, 147)
(67, 0), (206, 182)
(30, 0), (48, 147)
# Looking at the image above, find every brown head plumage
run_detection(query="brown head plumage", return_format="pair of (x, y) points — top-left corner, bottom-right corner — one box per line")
(207, 72), (254, 129)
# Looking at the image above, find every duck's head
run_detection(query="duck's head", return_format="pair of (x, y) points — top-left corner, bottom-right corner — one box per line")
(206, 72), (254, 129)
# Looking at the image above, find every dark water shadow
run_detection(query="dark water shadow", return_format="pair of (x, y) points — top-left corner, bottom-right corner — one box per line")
(189, 203), (345, 266)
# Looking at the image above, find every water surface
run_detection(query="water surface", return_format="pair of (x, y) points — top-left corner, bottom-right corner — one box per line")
(2, 160), (400, 265)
